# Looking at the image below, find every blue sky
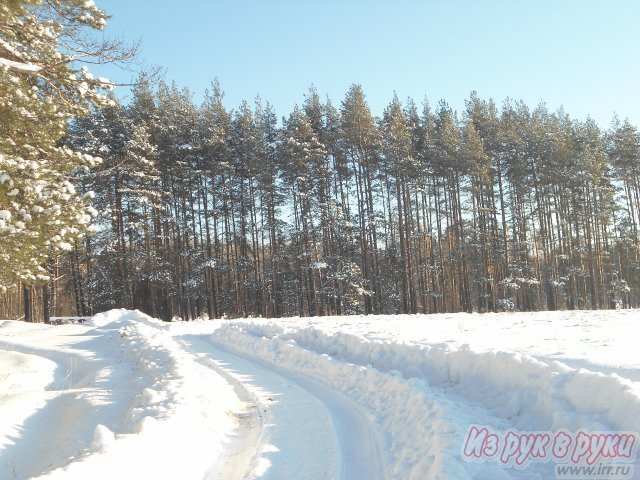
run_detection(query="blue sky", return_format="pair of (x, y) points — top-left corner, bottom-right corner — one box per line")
(95, 0), (640, 127)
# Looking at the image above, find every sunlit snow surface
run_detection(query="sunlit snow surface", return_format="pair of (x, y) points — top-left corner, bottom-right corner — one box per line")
(0, 309), (639, 479)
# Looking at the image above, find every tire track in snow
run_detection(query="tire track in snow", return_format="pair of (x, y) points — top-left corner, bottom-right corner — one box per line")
(211, 323), (557, 479)
(178, 334), (384, 480)
(176, 335), (265, 480)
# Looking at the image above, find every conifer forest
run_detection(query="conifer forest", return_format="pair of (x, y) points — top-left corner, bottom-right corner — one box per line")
(5, 76), (639, 322)
(1, 0), (639, 323)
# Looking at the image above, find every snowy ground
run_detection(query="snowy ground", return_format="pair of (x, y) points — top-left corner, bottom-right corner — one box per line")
(1, 309), (639, 479)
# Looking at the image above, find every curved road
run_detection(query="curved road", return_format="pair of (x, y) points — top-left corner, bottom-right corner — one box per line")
(178, 334), (384, 480)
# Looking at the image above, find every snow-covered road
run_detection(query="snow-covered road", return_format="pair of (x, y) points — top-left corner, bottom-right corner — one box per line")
(1, 309), (639, 479)
(179, 334), (384, 479)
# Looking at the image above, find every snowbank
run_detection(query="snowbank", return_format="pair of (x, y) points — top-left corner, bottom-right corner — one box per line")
(2, 309), (639, 479)
(211, 310), (640, 479)
(0, 309), (241, 479)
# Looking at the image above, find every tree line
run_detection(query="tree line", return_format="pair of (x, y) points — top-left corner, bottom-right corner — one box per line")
(4, 77), (640, 321)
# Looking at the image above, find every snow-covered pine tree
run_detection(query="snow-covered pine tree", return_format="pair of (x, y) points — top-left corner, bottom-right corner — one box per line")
(340, 85), (381, 314)
(0, 0), (121, 297)
(66, 99), (161, 315)
(280, 105), (326, 316)
(380, 94), (416, 314)
(607, 117), (640, 307)
(253, 99), (284, 318)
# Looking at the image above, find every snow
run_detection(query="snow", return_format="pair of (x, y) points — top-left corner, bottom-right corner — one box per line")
(0, 310), (241, 479)
(1, 309), (639, 479)
(0, 58), (42, 74)
(209, 311), (640, 478)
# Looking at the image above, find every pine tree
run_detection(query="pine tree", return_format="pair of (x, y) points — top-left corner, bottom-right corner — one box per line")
(607, 117), (640, 307)
(0, 0), (118, 295)
(380, 94), (415, 313)
(340, 84), (381, 313)
(0, 0), (136, 326)
(16, 75), (640, 320)
(280, 105), (326, 315)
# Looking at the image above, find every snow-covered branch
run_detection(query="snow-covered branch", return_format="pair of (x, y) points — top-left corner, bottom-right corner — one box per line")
(0, 57), (42, 74)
